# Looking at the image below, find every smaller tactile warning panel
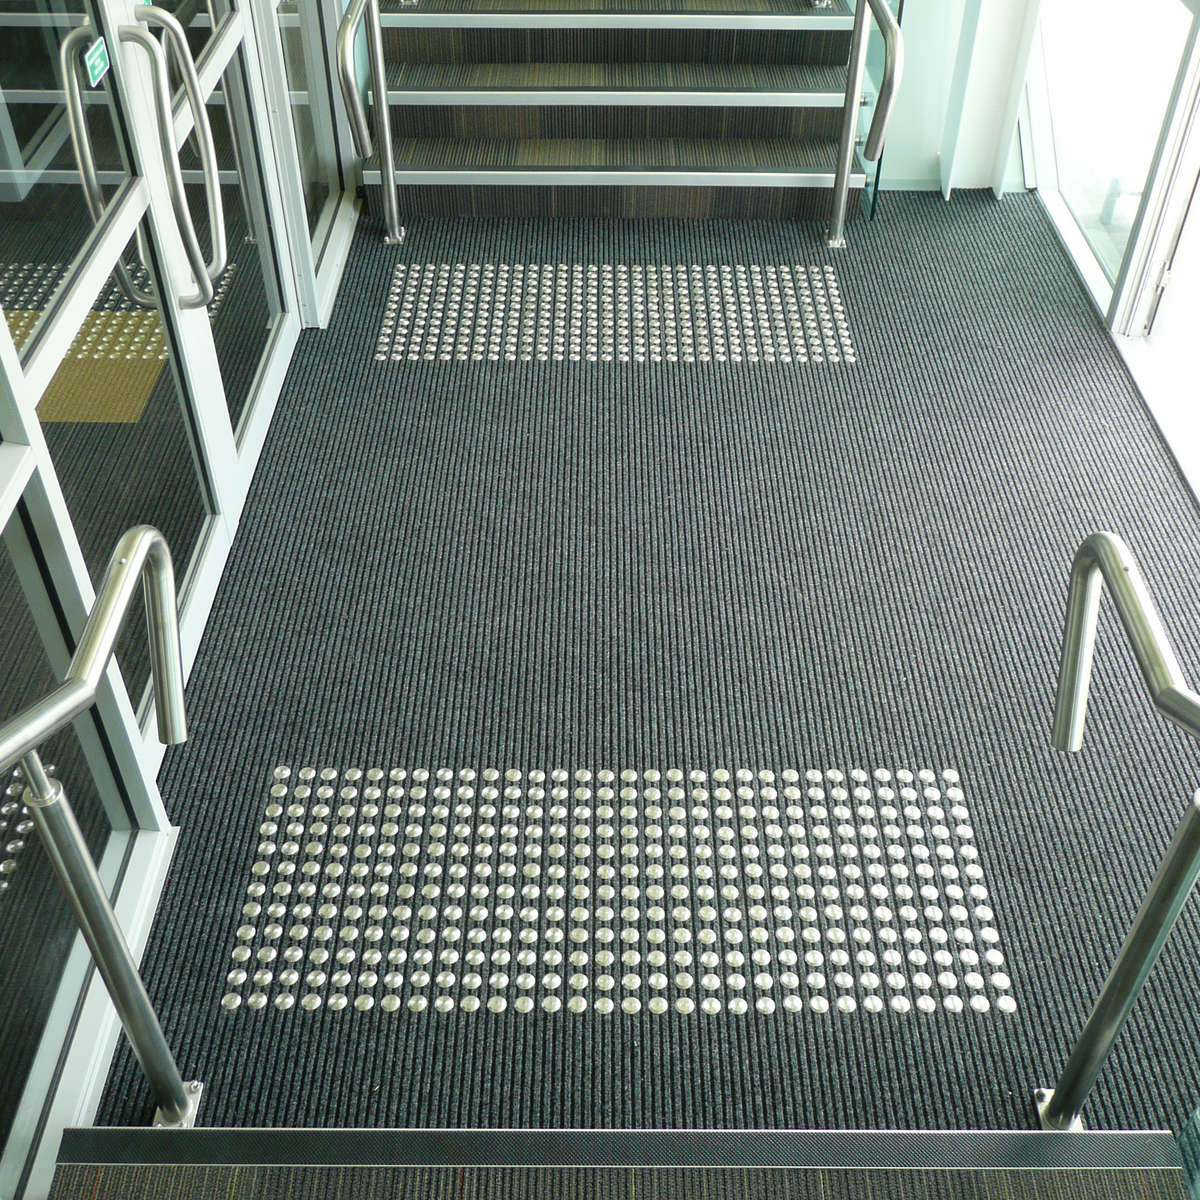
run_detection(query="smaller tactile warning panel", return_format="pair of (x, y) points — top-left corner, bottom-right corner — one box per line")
(219, 766), (1013, 1017)
(0, 767), (39, 896)
(0, 261), (65, 314)
(373, 263), (856, 365)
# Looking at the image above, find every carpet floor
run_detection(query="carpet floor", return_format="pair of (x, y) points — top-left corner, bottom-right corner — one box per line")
(98, 191), (1200, 1136)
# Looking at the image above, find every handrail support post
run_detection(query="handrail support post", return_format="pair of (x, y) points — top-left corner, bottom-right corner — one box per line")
(1036, 793), (1200, 1130)
(0, 527), (196, 1128)
(20, 750), (203, 1129)
(825, 0), (903, 250)
(366, 0), (403, 245)
(338, 0), (403, 244)
(826, 0), (870, 250)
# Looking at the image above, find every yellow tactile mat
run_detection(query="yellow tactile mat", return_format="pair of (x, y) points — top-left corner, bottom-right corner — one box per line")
(2, 259), (235, 423)
(7, 309), (167, 423)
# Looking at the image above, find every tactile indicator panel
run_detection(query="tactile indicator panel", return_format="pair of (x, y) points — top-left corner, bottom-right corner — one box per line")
(221, 766), (1013, 1017)
(374, 263), (857, 365)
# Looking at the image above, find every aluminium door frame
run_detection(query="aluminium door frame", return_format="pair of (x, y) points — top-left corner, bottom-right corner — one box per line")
(1022, 0), (1200, 325)
(249, 0), (359, 327)
(1108, 15), (1200, 334)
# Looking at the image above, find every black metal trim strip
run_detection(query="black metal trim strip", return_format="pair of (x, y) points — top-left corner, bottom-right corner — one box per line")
(58, 1128), (1183, 1171)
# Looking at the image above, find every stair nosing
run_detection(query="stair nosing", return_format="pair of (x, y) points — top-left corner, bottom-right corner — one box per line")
(58, 1128), (1185, 1172)
(368, 167), (864, 186)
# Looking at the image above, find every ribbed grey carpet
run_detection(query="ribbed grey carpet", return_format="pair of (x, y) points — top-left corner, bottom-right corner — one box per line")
(99, 192), (1200, 1134)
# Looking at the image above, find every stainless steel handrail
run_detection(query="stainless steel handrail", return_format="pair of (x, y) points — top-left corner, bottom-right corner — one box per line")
(120, 24), (215, 308)
(336, 0), (402, 243)
(0, 527), (201, 1128)
(59, 15), (227, 309)
(0, 526), (186, 773)
(1052, 532), (1200, 750)
(860, 0), (902, 162)
(59, 26), (157, 309)
(826, 0), (904, 249)
(337, 0), (374, 157)
(1036, 531), (1200, 1131)
(138, 5), (228, 285)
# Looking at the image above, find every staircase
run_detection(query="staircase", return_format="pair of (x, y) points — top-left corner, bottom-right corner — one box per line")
(47, 1129), (1190, 1198)
(344, 0), (901, 233)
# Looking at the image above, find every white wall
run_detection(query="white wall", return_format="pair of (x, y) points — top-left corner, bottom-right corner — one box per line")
(939, 0), (1041, 195)
(870, 0), (1039, 194)
(877, 0), (967, 190)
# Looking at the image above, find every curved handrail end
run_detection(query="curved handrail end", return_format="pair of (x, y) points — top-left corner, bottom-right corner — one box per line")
(66, 526), (188, 746)
(1051, 531), (1197, 754)
(862, 0), (904, 162)
(337, 0), (375, 159)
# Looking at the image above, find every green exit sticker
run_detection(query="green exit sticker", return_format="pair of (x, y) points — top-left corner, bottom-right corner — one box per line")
(83, 36), (109, 87)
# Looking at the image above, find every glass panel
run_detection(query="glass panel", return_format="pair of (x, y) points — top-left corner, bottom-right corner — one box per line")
(861, 0), (903, 217)
(37, 221), (211, 704)
(181, 49), (284, 432)
(277, 0), (335, 240)
(1040, 0), (1194, 281)
(154, 0), (220, 69)
(0, 513), (115, 1147)
(0, 0), (134, 360)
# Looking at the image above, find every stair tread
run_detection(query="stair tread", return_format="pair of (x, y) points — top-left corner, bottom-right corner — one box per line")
(382, 0), (851, 16)
(51, 1164), (1189, 1200)
(387, 61), (848, 94)
(383, 136), (854, 172)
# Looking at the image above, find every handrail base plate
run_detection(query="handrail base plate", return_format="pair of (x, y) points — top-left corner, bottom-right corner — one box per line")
(154, 1081), (204, 1131)
(1035, 1088), (1086, 1133)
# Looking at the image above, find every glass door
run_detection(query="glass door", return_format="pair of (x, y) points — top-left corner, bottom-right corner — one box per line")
(177, 24), (293, 454)
(144, 0), (302, 492)
(0, 0), (302, 1189)
(0, 0), (138, 362)
(1026, 0), (1200, 315)
(275, 0), (339, 244)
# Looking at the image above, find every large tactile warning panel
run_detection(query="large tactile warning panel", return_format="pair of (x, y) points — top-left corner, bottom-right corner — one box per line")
(374, 263), (855, 364)
(220, 765), (1012, 1018)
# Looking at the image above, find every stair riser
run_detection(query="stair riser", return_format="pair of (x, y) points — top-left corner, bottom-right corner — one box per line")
(385, 104), (844, 139)
(364, 181), (861, 218)
(383, 27), (852, 65)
